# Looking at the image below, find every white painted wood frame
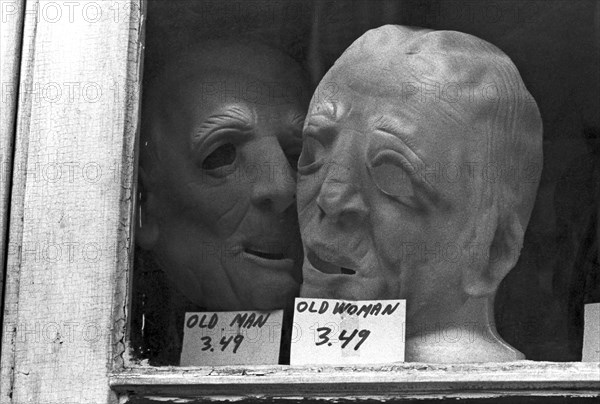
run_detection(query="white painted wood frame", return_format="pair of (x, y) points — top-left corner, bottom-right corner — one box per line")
(1, 1), (143, 402)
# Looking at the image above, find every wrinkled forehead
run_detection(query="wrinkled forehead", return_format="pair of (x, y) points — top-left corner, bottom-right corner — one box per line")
(316, 62), (485, 125)
(307, 76), (490, 183)
(309, 77), (473, 139)
(141, 43), (310, 165)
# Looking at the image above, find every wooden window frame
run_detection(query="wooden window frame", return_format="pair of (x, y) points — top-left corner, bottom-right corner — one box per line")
(1, 1), (598, 403)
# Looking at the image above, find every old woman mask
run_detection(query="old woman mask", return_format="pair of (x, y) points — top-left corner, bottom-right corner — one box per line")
(298, 25), (542, 362)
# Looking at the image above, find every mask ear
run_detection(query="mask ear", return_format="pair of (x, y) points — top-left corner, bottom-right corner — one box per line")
(136, 167), (160, 250)
(462, 210), (524, 297)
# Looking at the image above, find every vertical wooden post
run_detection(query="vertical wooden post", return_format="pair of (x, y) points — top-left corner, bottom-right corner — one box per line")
(1, 1), (144, 403)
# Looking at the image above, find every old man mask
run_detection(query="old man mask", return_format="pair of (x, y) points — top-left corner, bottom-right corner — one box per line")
(137, 41), (309, 311)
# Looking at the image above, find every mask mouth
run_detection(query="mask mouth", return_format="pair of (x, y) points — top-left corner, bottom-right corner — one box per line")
(307, 249), (357, 275)
(241, 245), (295, 272)
(244, 248), (286, 260)
(242, 237), (290, 260)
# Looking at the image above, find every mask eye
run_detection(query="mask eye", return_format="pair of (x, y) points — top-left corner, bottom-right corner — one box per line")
(202, 143), (237, 170)
(369, 151), (419, 207)
(371, 162), (415, 199)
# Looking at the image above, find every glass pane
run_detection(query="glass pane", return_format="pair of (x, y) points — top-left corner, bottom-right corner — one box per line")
(130, 0), (600, 365)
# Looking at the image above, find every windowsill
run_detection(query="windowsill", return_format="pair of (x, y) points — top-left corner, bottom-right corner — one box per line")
(110, 361), (600, 400)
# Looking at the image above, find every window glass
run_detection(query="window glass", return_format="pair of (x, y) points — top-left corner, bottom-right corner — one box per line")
(130, 0), (600, 365)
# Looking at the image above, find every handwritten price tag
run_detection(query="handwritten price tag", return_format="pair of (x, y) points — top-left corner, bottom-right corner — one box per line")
(180, 310), (283, 366)
(290, 298), (405, 365)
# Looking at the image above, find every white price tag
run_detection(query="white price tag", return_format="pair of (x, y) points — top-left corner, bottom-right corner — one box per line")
(181, 310), (283, 366)
(290, 298), (405, 365)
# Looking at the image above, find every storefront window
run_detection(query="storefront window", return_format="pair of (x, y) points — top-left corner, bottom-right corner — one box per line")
(4, 1), (596, 402)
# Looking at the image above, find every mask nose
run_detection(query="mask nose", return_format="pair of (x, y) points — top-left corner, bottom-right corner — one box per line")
(316, 166), (368, 225)
(250, 139), (296, 214)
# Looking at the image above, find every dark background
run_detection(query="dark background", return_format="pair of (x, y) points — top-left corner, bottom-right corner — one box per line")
(134, 0), (600, 363)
